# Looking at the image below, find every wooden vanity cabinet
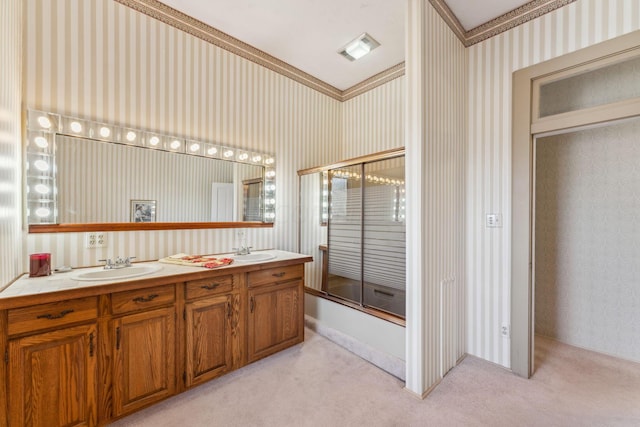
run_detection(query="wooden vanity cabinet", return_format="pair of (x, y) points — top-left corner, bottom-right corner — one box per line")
(183, 275), (236, 388)
(110, 286), (176, 418)
(1, 257), (310, 426)
(247, 265), (304, 362)
(6, 298), (99, 427)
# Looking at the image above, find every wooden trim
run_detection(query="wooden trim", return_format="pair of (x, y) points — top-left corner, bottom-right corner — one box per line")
(0, 311), (7, 427)
(29, 221), (273, 234)
(304, 287), (406, 327)
(297, 147), (405, 176)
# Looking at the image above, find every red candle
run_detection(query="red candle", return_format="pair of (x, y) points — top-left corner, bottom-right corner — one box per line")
(29, 253), (51, 277)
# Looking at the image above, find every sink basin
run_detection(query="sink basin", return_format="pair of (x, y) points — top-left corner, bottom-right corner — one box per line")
(230, 252), (277, 263)
(72, 264), (162, 281)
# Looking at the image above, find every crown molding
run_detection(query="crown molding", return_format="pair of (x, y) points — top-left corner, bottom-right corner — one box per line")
(430, 0), (578, 47)
(116, 0), (577, 102)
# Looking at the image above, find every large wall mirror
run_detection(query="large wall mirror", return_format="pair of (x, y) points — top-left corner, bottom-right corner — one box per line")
(25, 110), (276, 232)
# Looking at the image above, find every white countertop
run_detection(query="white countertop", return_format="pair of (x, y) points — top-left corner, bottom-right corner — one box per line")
(1, 250), (311, 301)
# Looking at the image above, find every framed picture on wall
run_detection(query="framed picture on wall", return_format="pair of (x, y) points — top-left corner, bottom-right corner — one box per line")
(130, 199), (156, 222)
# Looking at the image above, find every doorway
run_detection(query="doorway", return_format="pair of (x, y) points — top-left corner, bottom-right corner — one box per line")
(511, 31), (640, 377)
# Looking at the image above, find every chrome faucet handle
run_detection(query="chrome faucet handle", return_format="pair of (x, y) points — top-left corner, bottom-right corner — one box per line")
(98, 258), (113, 269)
(246, 246), (253, 254)
(125, 256), (136, 266)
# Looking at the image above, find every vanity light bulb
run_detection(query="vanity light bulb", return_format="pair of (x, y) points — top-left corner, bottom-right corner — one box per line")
(252, 155), (262, 162)
(34, 184), (50, 194)
(35, 207), (51, 218)
(99, 127), (111, 138)
(126, 131), (137, 142)
(189, 143), (200, 152)
(70, 121), (82, 133)
(265, 158), (274, 165)
(149, 136), (160, 146)
(34, 136), (49, 148)
(207, 147), (218, 155)
(34, 160), (49, 172)
(265, 171), (275, 178)
(223, 150), (234, 158)
(170, 140), (181, 150)
(37, 116), (52, 129)
(238, 153), (249, 161)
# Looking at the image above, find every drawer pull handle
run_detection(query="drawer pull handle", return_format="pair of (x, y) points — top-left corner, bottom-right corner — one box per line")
(250, 296), (255, 313)
(89, 332), (95, 357)
(116, 327), (121, 350)
(272, 272), (286, 278)
(37, 309), (74, 320)
(373, 289), (395, 298)
(201, 283), (220, 290)
(227, 302), (232, 319)
(133, 294), (159, 303)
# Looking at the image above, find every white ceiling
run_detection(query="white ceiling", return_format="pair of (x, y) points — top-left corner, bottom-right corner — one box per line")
(159, 0), (534, 90)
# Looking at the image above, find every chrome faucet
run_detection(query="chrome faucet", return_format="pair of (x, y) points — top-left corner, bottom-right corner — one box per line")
(99, 256), (136, 269)
(232, 246), (253, 255)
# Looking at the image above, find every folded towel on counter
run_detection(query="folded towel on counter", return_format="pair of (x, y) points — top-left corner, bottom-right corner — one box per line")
(159, 253), (234, 269)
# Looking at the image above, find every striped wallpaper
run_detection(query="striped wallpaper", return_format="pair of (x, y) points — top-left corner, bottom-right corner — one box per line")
(23, 0), (342, 270)
(405, 0), (467, 395)
(0, 0), (23, 287)
(466, 0), (640, 368)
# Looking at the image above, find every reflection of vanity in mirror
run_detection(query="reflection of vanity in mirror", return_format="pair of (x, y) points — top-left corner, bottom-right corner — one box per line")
(298, 148), (406, 321)
(25, 110), (276, 232)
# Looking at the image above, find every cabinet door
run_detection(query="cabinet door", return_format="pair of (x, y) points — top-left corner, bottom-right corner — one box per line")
(112, 306), (176, 417)
(8, 323), (97, 427)
(248, 280), (303, 362)
(185, 295), (233, 388)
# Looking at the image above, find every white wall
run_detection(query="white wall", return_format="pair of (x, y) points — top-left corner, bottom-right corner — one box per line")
(467, 0), (640, 368)
(0, 0), (23, 287)
(535, 119), (640, 363)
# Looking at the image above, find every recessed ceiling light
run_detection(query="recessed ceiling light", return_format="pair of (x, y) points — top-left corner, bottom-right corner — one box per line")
(338, 33), (380, 61)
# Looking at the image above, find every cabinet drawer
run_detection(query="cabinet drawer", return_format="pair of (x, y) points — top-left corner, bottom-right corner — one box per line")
(247, 265), (303, 288)
(8, 297), (98, 336)
(185, 275), (234, 300)
(112, 285), (175, 315)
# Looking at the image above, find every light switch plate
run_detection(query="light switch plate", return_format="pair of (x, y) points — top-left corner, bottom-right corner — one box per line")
(486, 213), (503, 228)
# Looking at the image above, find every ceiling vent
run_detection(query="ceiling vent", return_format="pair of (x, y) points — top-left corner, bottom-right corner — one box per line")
(338, 33), (380, 61)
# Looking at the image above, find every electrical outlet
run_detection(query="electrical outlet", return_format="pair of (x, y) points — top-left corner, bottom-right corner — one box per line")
(486, 213), (503, 228)
(501, 323), (510, 338)
(85, 232), (107, 249)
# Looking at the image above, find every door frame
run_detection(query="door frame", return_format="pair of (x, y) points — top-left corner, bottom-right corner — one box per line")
(511, 30), (640, 378)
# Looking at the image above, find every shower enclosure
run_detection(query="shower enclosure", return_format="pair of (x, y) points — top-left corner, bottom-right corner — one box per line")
(299, 150), (405, 319)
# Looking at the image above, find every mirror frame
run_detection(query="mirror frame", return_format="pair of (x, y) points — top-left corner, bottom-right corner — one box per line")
(25, 110), (276, 233)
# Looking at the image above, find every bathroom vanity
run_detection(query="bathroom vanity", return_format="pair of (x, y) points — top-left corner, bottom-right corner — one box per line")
(0, 250), (311, 426)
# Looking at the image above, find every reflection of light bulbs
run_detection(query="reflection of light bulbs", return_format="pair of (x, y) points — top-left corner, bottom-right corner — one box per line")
(35, 207), (51, 218)
(207, 147), (218, 155)
(34, 160), (49, 172)
(126, 131), (136, 142)
(37, 116), (51, 129)
(223, 150), (234, 158)
(265, 171), (275, 178)
(189, 143), (200, 152)
(99, 127), (111, 138)
(238, 153), (249, 161)
(70, 121), (82, 133)
(34, 136), (49, 148)
(34, 184), (50, 194)
(252, 155), (262, 162)
(149, 136), (160, 146)
(170, 140), (181, 150)
(265, 158), (274, 165)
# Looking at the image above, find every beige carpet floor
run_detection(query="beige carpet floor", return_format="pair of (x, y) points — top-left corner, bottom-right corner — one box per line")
(111, 329), (640, 427)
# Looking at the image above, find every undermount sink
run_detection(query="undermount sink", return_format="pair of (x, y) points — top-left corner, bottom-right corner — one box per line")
(229, 252), (277, 263)
(72, 264), (162, 281)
